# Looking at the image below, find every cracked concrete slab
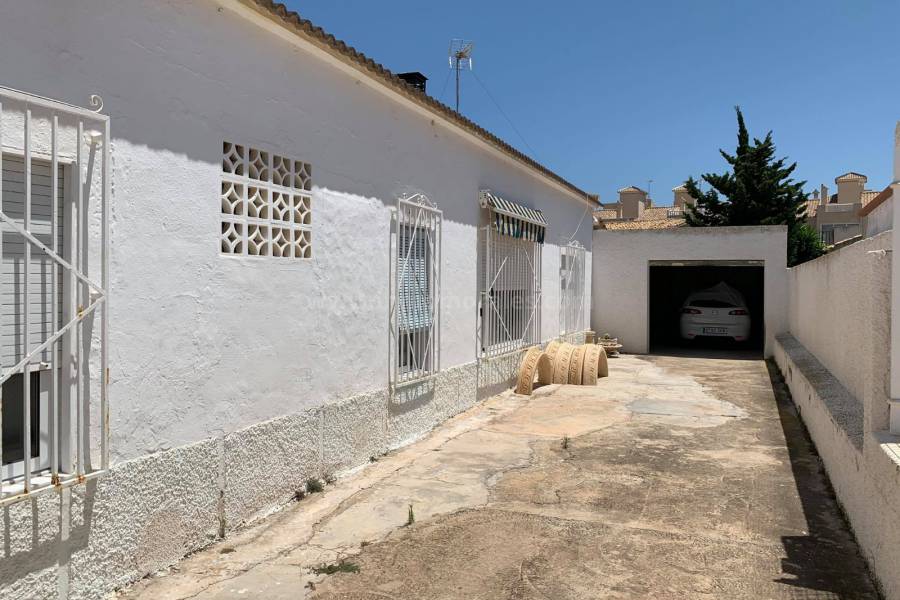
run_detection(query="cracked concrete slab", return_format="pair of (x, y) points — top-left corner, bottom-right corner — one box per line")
(117, 355), (878, 600)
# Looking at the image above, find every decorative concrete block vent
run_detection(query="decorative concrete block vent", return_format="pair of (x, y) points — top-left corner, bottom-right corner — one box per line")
(220, 141), (312, 258)
(515, 341), (608, 395)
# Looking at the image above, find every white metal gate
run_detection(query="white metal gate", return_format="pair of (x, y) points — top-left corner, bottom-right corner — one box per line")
(478, 226), (542, 359)
(559, 241), (585, 339)
(0, 86), (109, 506)
(389, 194), (441, 388)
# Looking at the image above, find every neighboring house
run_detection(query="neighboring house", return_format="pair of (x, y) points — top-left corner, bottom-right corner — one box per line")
(593, 185), (691, 230)
(804, 172), (882, 245)
(0, 2), (595, 598)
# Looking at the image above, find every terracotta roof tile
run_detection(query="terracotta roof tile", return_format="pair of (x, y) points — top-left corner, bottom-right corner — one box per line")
(598, 206), (686, 230)
(858, 185), (893, 217)
(803, 198), (819, 218)
(835, 172), (867, 183)
(861, 189), (880, 206)
(617, 186), (645, 193)
(246, 0), (594, 205)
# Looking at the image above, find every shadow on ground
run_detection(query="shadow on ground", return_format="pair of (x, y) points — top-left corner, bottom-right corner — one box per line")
(766, 360), (877, 598)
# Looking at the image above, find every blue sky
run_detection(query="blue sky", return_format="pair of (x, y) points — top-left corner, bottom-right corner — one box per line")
(291, 1), (899, 205)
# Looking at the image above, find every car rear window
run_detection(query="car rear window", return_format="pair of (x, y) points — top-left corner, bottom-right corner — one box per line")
(688, 299), (735, 308)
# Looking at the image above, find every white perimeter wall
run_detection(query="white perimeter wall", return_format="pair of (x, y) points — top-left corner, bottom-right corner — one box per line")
(778, 231), (900, 597)
(0, 0), (592, 463)
(591, 226), (787, 356)
(787, 231), (892, 414)
(865, 196), (893, 239)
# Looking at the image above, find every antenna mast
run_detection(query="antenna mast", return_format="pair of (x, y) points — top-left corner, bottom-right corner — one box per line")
(448, 39), (473, 112)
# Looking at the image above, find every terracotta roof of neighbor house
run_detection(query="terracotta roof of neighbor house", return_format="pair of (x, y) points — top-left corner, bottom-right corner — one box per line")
(803, 198), (820, 218)
(861, 189), (880, 206)
(835, 172), (868, 183)
(858, 185), (893, 217)
(672, 184), (688, 191)
(617, 186), (646, 193)
(597, 207), (686, 231)
(244, 0), (595, 206)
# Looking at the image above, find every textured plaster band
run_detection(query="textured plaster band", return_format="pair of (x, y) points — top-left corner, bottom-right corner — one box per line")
(0, 361), (491, 600)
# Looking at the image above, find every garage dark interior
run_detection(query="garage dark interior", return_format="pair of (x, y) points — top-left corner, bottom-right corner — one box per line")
(649, 263), (764, 355)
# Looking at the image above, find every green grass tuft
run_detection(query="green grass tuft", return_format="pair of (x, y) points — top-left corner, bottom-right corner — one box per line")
(312, 561), (360, 575)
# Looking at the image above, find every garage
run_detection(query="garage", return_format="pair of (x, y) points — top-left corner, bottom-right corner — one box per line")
(591, 226), (788, 357)
(648, 261), (765, 355)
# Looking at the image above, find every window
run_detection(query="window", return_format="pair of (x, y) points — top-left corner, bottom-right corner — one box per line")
(390, 194), (441, 387)
(559, 241), (585, 338)
(477, 191), (546, 360)
(1, 371), (44, 481)
(820, 223), (860, 246)
(0, 87), (110, 506)
(1, 153), (63, 484)
(221, 142), (312, 258)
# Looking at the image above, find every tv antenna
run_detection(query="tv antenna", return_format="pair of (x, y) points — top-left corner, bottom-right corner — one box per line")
(448, 39), (473, 112)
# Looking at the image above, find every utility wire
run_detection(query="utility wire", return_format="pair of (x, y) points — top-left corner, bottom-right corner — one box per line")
(437, 69), (452, 105)
(469, 70), (592, 242)
(470, 70), (542, 161)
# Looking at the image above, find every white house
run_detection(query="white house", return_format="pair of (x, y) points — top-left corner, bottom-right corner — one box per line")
(0, 2), (594, 597)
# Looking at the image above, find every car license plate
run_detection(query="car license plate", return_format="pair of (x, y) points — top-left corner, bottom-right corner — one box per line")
(703, 327), (728, 334)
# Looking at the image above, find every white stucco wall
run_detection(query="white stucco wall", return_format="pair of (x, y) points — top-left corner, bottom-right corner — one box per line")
(775, 231), (899, 596)
(0, 0), (592, 463)
(865, 196), (893, 238)
(787, 231), (892, 412)
(0, 2), (593, 597)
(591, 226), (788, 356)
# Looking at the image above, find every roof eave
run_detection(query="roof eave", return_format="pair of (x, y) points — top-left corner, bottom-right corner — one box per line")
(231, 0), (596, 207)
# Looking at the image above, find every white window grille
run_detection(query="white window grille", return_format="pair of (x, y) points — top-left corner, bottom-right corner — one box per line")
(389, 194), (441, 387)
(221, 142), (312, 258)
(559, 241), (586, 338)
(0, 86), (109, 506)
(477, 191), (545, 360)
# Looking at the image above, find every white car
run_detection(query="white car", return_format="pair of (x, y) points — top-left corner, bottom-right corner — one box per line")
(679, 282), (751, 342)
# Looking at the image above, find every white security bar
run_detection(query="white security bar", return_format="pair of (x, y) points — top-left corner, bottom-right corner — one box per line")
(389, 194), (442, 388)
(560, 241), (586, 340)
(0, 85), (110, 505)
(478, 225), (542, 360)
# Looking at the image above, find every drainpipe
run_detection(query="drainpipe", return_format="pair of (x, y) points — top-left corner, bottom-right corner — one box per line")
(891, 121), (900, 433)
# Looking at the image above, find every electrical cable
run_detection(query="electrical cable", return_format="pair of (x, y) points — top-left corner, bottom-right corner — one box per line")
(468, 70), (593, 242)
(470, 70), (542, 161)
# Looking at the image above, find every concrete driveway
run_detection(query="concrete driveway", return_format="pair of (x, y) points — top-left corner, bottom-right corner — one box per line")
(119, 355), (878, 599)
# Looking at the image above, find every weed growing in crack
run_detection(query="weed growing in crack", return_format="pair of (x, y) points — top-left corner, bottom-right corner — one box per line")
(562, 435), (570, 450)
(306, 478), (324, 494)
(312, 561), (360, 575)
(406, 504), (415, 526)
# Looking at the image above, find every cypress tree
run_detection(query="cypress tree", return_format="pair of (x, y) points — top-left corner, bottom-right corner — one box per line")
(683, 107), (823, 265)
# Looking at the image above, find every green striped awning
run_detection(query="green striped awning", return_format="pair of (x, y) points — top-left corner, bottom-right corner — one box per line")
(479, 191), (547, 244)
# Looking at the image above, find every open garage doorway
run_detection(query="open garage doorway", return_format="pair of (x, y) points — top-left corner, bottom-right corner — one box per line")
(648, 260), (764, 357)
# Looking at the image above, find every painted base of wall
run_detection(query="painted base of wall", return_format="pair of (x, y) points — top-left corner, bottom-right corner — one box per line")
(775, 334), (900, 599)
(0, 358), (522, 600)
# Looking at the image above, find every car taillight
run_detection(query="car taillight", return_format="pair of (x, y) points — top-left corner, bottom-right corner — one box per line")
(681, 308), (701, 314)
(729, 309), (748, 315)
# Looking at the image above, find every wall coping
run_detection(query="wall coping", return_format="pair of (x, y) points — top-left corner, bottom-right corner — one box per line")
(776, 332), (863, 449)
